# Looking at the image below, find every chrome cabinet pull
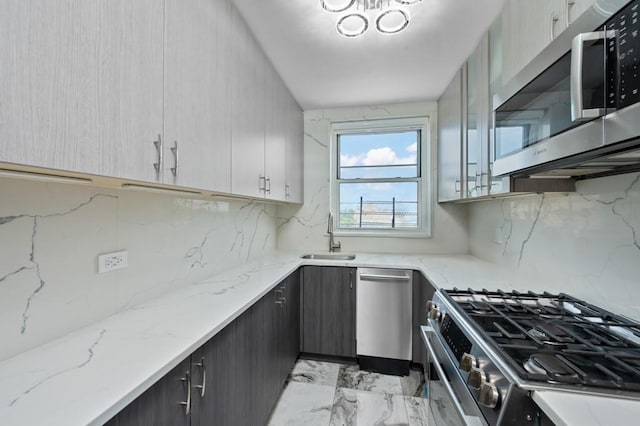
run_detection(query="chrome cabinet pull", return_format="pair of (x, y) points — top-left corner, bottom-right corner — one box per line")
(170, 141), (178, 176)
(454, 179), (461, 193)
(566, 0), (575, 27)
(265, 177), (271, 194)
(550, 13), (559, 41)
(153, 134), (162, 176)
(179, 370), (191, 415)
(285, 184), (291, 198)
(258, 176), (266, 192)
(195, 358), (206, 397)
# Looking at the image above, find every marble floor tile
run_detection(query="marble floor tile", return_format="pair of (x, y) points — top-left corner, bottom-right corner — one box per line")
(289, 360), (341, 387)
(268, 382), (336, 426)
(337, 365), (403, 395)
(330, 387), (410, 426)
(400, 369), (426, 397)
(405, 396), (430, 426)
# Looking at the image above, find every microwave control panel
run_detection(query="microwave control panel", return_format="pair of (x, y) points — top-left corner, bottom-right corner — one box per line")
(607, 0), (639, 108)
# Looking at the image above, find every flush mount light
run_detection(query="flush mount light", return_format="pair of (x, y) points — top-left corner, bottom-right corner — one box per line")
(321, 0), (420, 37)
(321, 0), (356, 13)
(337, 13), (369, 38)
(376, 9), (409, 34)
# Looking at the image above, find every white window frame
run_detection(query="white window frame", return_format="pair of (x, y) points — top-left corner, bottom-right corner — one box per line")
(330, 116), (431, 238)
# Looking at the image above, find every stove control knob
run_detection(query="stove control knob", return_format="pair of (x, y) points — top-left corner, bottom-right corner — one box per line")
(478, 382), (499, 408)
(459, 353), (476, 373)
(426, 300), (435, 314)
(467, 367), (486, 389)
(429, 307), (441, 321)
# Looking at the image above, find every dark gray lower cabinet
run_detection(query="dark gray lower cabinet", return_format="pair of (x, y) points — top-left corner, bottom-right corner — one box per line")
(106, 269), (301, 426)
(105, 359), (191, 426)
(412, 270), (435, 364)
(302, 266), (356, 357)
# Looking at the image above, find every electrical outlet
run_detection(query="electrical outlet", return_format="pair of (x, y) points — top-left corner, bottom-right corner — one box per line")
(98, 250), (128, 273)
(494, 227), (503, 244)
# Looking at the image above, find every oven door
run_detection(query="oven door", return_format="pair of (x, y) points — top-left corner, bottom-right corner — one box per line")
(421, 326), (487, 426)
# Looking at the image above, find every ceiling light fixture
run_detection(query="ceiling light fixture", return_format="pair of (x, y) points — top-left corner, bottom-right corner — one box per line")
(321, 0), (421, 38)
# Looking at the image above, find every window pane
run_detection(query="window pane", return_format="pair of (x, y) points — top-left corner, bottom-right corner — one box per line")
(338, 182), (418, 229)
(338, 131), (419, 179)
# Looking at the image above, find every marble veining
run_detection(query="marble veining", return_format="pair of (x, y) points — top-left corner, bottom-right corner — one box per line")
(337, 365), (403, 395)
(0, 177), (277, 361)
(289, 360), (340, 387)
(469, 171), (640, 321)
(0, 193), (118, 336)
(330, 388), (410, 426)
(518, 194), (545, 267)
(268, 382), (335, 426)
(9, 328), (106, 407)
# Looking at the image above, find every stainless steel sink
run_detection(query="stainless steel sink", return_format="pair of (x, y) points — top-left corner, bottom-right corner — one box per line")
(301, 253), (356, 260)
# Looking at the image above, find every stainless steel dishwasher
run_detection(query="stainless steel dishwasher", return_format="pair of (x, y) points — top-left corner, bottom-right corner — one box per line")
(356, 267), (412, 375)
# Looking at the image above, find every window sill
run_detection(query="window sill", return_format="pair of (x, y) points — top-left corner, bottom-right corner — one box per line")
(333, 229), (431, 239)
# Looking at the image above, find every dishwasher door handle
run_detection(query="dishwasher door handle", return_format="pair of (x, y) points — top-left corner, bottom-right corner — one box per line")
(359, 273), (411, 281)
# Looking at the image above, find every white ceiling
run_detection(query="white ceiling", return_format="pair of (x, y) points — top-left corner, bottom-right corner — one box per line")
(231, 0), (506, 110)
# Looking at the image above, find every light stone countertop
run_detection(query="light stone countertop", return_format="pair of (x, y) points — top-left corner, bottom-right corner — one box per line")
(0, 250), (635, 425)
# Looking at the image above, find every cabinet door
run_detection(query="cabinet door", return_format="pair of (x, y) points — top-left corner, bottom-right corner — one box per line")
(285, 93), (304, 203)
(302, 266), (356, 357)
(0, 0), (163, 182)
(249, 289), (281, 425)
(437, 70), (463, 202)
(231, 8), (266, 198)
(280, 270), (301, 379)
(105, 358), (191, 426)
(264, 61), (287, 201)
(191, 309), (252, 426)
(466, 35), (491, 199)
(163, 0), (233, 192)
(502, 0), (562, 84)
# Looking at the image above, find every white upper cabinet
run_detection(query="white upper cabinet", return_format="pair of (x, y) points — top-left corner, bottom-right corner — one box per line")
(230, 8), (266, 199)
(285, 93), (304, 204)
(163, 0), (233, 192)
(568, 0), (598, 25)
(501, 0), (567, 85)
(437, 70), (464, 202)
(0, 0), (163, 182)
(264, 61), (287, 201)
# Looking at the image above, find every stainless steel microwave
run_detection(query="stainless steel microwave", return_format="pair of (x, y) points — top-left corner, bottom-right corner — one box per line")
(493, 0), (640, 178)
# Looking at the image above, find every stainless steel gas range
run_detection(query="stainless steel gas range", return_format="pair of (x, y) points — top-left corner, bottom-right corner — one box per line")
(421, 289), (640, 425)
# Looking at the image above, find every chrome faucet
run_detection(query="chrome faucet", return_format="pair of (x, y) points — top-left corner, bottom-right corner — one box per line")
(327, 213), (341, 252)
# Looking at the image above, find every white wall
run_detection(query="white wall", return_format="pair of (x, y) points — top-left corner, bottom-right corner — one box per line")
(468, 172), (640, 321)
(277, 102), (469, 254)
(0, 177), (277, 361)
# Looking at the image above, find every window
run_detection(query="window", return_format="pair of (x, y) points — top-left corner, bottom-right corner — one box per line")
(330, 117), (430, 237)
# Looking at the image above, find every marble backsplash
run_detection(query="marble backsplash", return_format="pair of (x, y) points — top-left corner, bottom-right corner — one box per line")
(0, 176), (277, 361)
(468, 172), (640, 321)
(276, 102), (469, 254)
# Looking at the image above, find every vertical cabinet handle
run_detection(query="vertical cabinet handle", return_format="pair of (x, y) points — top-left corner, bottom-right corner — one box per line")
(550, 13), (559, 41)
(285, 184), (291, 198)
(265, 177), (271, 194)
(170, 141), (178, 176)
(349, 271), (353, 289)
(179, 370), (191, 415)
(195, 358), (206, 398)
(153, 134), (162, 176)
(259, 176), (266, 192)
(566, 0), (575, 27)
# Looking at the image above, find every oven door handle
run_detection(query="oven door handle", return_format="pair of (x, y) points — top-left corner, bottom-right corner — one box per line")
(421, 326), (484, 426)
(570, 30), (617, 121)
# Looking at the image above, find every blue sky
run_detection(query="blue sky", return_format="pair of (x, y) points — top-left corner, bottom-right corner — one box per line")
(338, 131), (419, 214)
